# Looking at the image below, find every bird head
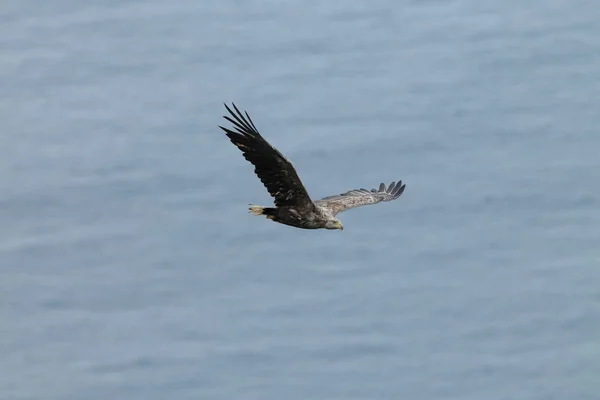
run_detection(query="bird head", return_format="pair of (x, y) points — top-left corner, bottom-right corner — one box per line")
(325, 219), (344, 231)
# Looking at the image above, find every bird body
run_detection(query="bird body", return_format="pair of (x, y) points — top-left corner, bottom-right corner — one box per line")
(218, 103), (406, 231)
(248, 203), (339, 230)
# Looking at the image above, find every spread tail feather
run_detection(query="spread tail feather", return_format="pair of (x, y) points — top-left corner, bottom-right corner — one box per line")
(248, 205), (275, 219)
(249, 205), (265, 216)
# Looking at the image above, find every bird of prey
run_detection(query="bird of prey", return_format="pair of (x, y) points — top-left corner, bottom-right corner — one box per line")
(218, 103), (406, 231)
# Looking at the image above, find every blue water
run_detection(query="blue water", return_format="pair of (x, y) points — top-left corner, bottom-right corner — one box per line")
(2, 1), (599, 399)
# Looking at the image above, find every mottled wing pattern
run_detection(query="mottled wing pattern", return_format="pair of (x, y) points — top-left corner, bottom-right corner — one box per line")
(219, 103), (314, 209)
(315, 180), (406, 215)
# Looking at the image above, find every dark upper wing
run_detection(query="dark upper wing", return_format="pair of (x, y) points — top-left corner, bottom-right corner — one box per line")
(218, 103), (314, 208)
(314, 180), (406, 216)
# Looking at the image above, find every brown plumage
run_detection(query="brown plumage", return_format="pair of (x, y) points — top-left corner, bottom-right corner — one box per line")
(218, 103), (406, 230)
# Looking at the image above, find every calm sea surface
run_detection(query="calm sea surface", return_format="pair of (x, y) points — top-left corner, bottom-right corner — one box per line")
(1, 1), (599, 399)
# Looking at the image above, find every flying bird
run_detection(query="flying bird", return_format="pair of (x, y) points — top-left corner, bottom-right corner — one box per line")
(218, 103), (406, 231)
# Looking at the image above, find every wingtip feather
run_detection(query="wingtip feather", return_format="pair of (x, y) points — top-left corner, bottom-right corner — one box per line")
(394, 183), (406, 198)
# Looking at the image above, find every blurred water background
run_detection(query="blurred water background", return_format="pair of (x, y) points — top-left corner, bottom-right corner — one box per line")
(1, 1), (599, 399)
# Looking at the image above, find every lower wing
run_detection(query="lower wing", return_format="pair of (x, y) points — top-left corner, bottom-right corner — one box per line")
(314, 180), (406, 215)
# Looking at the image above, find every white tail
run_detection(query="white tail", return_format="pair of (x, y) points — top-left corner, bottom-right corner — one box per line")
(248, 205), (265, 216)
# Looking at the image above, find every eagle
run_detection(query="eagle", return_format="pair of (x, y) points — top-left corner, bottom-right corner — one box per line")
(218, 103), (406, 231)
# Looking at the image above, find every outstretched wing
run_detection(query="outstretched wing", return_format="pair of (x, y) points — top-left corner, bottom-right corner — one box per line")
(218, 103), (314, 208)
(315, 181), (406, 216)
